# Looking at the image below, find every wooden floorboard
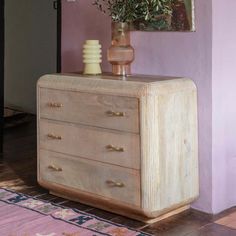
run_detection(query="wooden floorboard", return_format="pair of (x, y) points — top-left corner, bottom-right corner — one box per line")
(1, 115), (236, 235)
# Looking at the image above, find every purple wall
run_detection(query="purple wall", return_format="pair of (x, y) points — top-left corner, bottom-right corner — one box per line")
(212, 0), (236, 213)
(61, 0), (214, 213)
(61, 0), (111, 72)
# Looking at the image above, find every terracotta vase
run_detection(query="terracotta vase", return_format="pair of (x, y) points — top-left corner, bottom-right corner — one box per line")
(107, 22), (134, 76)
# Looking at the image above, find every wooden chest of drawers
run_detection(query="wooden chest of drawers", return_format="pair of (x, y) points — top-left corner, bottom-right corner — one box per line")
(37, 73), (199, 222)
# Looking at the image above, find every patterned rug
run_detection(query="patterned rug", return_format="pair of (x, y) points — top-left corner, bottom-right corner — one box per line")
(0, 188), (150, 236)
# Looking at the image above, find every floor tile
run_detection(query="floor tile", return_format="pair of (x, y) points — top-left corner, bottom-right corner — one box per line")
(186, 223), (236, 236)
(85, 208), (119, 220)
(61, 200), (94, 212)
(215, 211), (236, 229)
(111, 215), (148, 229)
(141, 210), (211, 236)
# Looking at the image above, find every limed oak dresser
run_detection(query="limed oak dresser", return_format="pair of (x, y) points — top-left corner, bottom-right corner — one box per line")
(37, 73), (199, 223)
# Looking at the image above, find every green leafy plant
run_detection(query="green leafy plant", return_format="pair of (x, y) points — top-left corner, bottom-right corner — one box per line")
(93, 0), (173, 28)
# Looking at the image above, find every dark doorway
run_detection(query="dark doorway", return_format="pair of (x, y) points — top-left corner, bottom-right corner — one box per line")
(0, 0), (61, 154)
(0, 1), (4, 153)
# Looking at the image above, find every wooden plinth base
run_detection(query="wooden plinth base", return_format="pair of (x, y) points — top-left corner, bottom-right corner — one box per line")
(50, 191), (190, 223)
(140, 205), (190, 224)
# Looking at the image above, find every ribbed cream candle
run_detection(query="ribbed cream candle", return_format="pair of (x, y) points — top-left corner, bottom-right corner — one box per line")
(83, 40), (102, 75)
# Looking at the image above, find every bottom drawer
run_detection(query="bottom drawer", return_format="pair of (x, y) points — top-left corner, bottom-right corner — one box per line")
(39, 149), (140, 206)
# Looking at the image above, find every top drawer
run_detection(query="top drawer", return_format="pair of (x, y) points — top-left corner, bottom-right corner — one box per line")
(39, 88), (139, 133)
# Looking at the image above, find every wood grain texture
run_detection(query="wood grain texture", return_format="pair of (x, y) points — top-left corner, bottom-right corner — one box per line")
(37, 73), (199, 222)
(39, 119), (140, 169)
(140, 82), (198, 213)
(40, 88), (139, 133)
(39, 149), (140, 206)
(37, 74), (195, 98)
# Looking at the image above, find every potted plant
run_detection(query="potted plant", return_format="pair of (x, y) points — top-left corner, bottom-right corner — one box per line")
(93, 0), (172, 76)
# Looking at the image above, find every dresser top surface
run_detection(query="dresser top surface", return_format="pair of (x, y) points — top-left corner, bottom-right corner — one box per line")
(60, 73), (182, 83)
(38, 73), (196, 98)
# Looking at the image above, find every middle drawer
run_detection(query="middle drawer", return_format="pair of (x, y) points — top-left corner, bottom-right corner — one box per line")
(39, 119), (140, 169)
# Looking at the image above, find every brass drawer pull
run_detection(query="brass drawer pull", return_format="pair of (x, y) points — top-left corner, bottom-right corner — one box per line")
(106, 110), (125, 117)
(48, 165), (62, 172)
(106, 180), (125, 188)
(47, 133), (62, 140)
(48, 102), (63, 108)
(106, 144), (124, 152)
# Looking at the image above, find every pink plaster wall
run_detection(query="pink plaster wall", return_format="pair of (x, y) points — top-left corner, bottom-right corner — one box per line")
(212, 0), (236, 213)
(61, 0), (213, 213)
(61, 0), (111, 72)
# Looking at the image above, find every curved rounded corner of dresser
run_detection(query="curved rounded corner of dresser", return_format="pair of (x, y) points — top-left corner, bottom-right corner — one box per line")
(140, 209), (160, 219)
(37, 178), (49, 190)
(140, 204), (191, 223)
(37, 74), (54, 87)
(182, 78), (198, 91)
